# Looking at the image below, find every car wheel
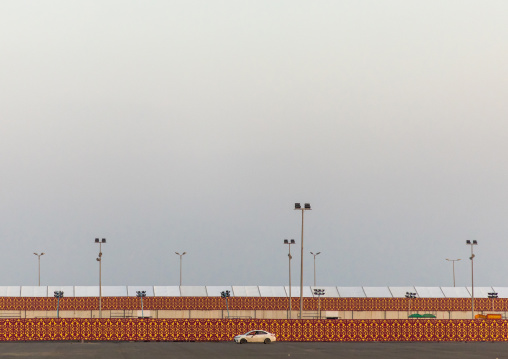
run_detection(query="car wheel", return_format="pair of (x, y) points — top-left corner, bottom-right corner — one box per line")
(240, 338), (247, 344)
(264, 338), (271, 344)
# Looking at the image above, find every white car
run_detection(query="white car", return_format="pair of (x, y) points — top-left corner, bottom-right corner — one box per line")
(234, 330), (276, 344)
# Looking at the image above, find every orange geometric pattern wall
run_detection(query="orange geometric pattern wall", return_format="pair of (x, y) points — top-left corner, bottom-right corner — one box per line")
(0, 297), (504, 311)
(0, 319), (508, 342)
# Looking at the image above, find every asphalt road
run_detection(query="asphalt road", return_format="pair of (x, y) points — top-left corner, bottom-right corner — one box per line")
(0, 342), (506, 359)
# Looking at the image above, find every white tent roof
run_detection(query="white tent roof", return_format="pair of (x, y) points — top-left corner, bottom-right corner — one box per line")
(206, 286), (233, 297)
(21, 286), (48, 297)
(75, 286), (100, 297)
(466, 287), (494, 298)
(259, 286), (287, 297)
(127, 286), (154, 297)
(232, 286), (260, 297)
(4, 285), (507, 297)
(284, 286), (313, 297)
(389, 287), (417, 298)
(441, 287), (470, 298)
(337, 287), (366, 297)
(101, 286), (128, 297)
(48, 286), (74, 297)
(310, 286), (339, 297)
(363, 287), (392, 298)
(153, 286), (181, 296)
(0, 286), (21, 297)
(415, 287), (445, 298)
(180, 286), (207, 297)
(492, 287), (508, 298)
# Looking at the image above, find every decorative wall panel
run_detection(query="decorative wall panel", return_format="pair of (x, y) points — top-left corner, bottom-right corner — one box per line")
(0, 297), (505, 312)
(0, 319), (508, 342)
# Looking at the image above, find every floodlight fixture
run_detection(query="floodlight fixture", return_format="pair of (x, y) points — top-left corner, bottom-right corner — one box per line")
(405, 292), (417, 299)
(313, 288), (325, 296)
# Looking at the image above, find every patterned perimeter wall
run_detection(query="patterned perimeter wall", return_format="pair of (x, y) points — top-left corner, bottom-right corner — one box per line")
(0, 297), (506, 311)
(1, 319), (508, 342)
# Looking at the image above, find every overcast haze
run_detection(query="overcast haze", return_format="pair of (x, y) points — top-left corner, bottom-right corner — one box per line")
(1, 1), (508, 288)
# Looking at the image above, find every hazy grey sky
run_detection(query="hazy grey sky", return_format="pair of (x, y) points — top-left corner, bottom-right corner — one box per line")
(1, 0), (508, 287)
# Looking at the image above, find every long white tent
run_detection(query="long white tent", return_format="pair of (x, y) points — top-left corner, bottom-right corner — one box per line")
(0, 286), (500, 298)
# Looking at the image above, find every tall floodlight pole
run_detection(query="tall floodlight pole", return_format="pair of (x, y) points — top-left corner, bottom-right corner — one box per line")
(310, 252), (321, 286)
(313, 288), (325, 319)
(221, 290), (231, 319)
(488, 292), (498, 312)
(284, 239), (295, 319)
(95, 238), (106, 319)
(33, 253), (45, 286)
(405, 292), (416, 317)
(175, 252), (186, 286)
(136, 291), (147, 318)
(466, 240), (478, 320)
(54, 291), (64, 318)
(295, 202), (311, 319)
(446, 258), (461, 287)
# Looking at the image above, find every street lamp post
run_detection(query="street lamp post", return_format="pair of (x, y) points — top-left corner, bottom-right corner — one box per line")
(54, 291), (64, 319)
(221, 290), (231, 319)
(405, 292), (417, 317)
(488, 292), (498, 312)
(284, 239), (295, 319)
(136, 291), (147, 318)
(446, 258), (461, 287)
(310, 252), (321, 286)
(95, 238), (106, 319)
(175, 252), (186, 286)
(33, 253), (45, 286)
(466, 240), (478, 320)
(313, 288), (325, 319)
(295, 202), (311, 320)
